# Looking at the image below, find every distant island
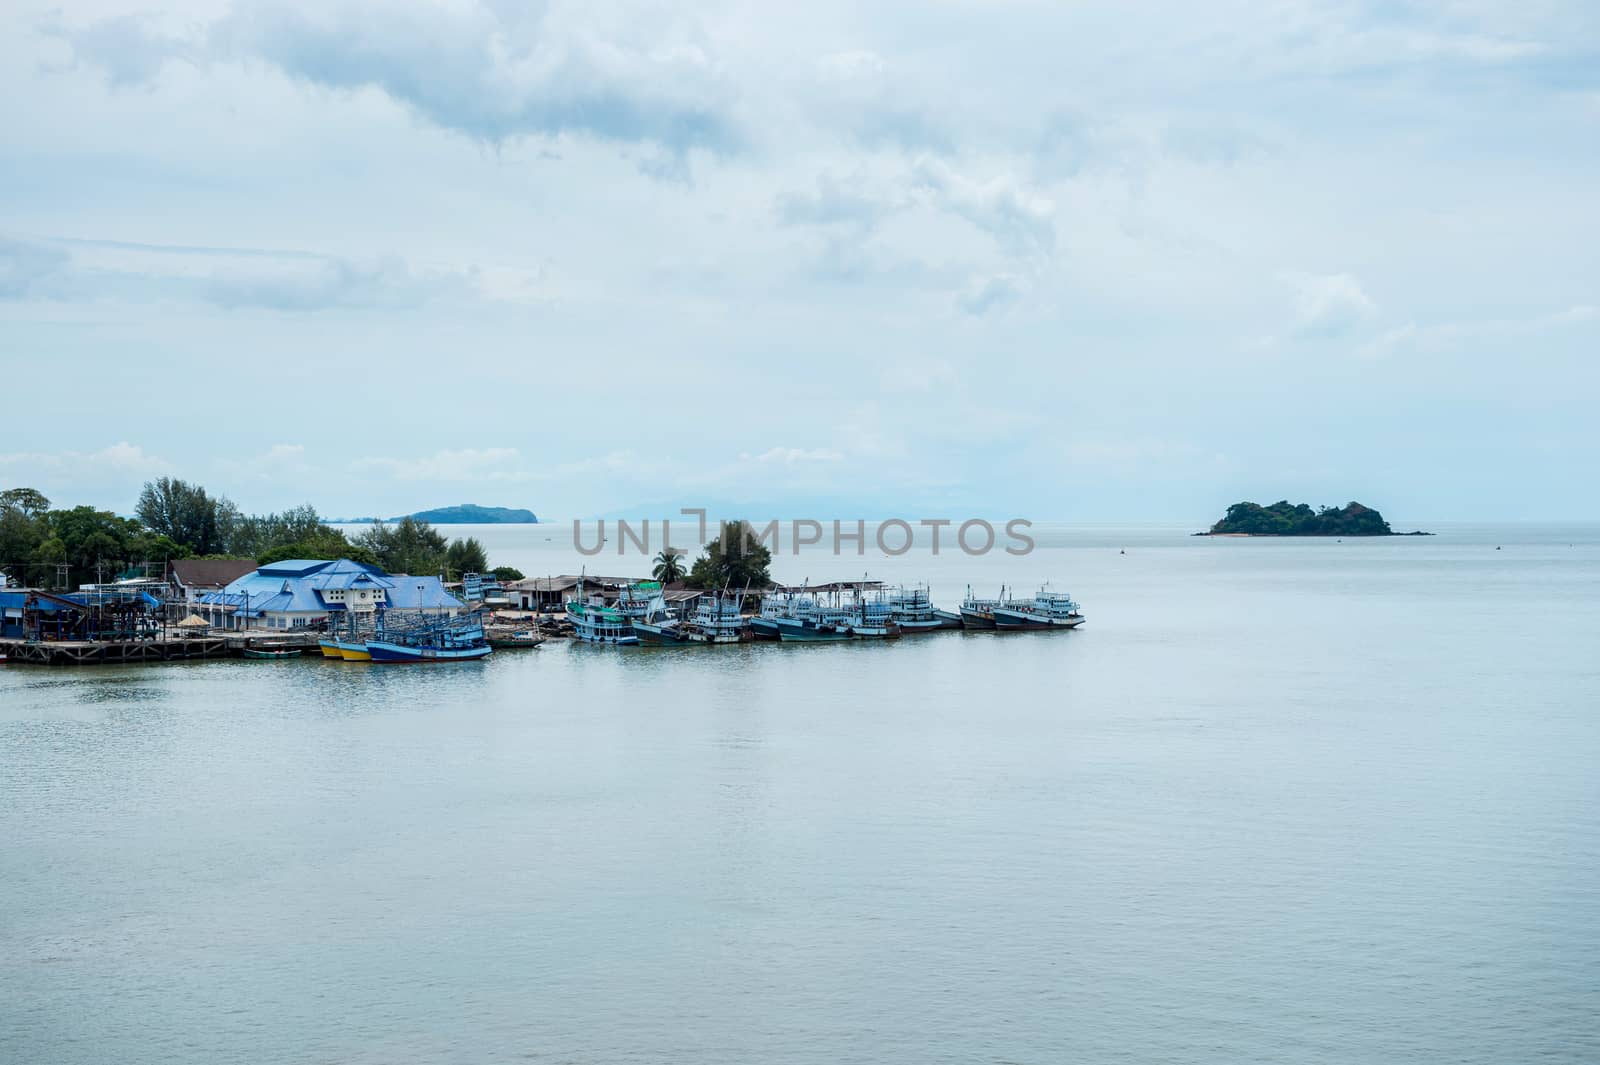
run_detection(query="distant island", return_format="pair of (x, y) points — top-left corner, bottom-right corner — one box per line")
(336, 504), (540, 525)
(1198, 500), (1431, 536)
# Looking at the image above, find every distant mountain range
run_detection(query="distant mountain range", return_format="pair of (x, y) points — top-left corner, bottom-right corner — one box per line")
(333, 504), (539, 525)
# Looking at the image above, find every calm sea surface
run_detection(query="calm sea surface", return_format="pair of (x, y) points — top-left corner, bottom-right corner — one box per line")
(3, 523), (1598, 1064)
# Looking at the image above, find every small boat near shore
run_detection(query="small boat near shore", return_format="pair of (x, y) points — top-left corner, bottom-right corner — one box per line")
(487, 629), (545, 649)
(320, 638), (372, 661)
(242, 646), (301, 660)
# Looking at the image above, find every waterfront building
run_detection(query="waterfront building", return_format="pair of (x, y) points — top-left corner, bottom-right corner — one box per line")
(198, 558), (464, 631)
(167, 559), (258, 608)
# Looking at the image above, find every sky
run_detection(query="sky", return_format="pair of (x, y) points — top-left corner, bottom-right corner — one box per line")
(1, 0), (1597, 523)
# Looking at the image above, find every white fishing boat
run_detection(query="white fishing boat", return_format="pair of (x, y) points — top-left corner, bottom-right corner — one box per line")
(566, 575), (640, 645)
(887, 584), (960, 633)
(992, 585), (1085, 630)
(776, 582), (898, 641)
(750, 589), (818, 640)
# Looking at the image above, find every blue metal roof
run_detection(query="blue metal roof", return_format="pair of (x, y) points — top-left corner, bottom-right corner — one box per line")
(384, 576), (464, 610)
(199, 559), (463, 617)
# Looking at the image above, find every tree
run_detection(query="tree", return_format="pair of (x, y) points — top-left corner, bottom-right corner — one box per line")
(39, 506), (145, 585)
(1, 487), (50, 518)
(355, 517), (448, 575)
(258, 528), (378, 566)
(136, 477), (233, 555)
(1, 493), (48, 583)
(686, 520), (772, 589)
(445, 537), (489, 578)
(490, 565), (524, 582)
(652, 548), (686, 584)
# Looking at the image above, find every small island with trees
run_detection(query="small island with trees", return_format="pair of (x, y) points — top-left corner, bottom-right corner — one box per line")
(1198, 500), (1431, 536)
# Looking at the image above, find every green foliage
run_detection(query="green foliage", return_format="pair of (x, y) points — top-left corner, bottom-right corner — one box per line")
(490, 565), (524, 582)
(651, 548), (686, 584)
(1, 487), (50, 518)
(445, 537), (489, 579)
(686, 520), (772, 589)
(12, 505), (152, 586)
(355, 517), (450, 575)
(136, 477), (234, 555)
(258, 528), (378, 566)
(226, 504), (327, 558)
(1209, 500), (1393, 536)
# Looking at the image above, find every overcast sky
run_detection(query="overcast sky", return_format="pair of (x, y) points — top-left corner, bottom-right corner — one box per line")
(2, 0), (1596, 522)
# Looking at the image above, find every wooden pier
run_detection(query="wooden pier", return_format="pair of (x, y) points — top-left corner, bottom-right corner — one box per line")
(0, 631), (321, 666)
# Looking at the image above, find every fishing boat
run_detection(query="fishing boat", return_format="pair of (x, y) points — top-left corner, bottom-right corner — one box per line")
(318, 638), (372, 661)
(958, 585), (1004, 629)
(242, 646), (301, 660)
(678, 590), (747, 643)
(775, 601), (853, 642)
(992, 585), (1086, 630)
(750, 589), (814, 640)
(847, 587), (900, 638)
(629, 585), (683, 643)
(887, 584), (960, 633)
(777, 583), (898, 641)
(366, 612), (493, 662)
(566, 576), (640, 645)
(616, 580), (664, 625)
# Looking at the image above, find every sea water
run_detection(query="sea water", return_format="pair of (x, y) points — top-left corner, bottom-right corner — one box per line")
(3, 523), (1597, 1063)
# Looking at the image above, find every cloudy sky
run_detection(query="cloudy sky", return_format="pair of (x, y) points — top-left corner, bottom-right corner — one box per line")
(2, 0), (1596, 522)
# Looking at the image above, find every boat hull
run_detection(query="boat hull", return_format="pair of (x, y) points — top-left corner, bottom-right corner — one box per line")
(892, 617), (949, 633)
(747, 618), (782, 640)
(682, 630), (743, 644)
(992, 609), (1085, 630)
(366, 640), (493, 662)
(633, 621), (685, 644)
(777, 618), (851, 642)
(959, 609), (997, 629)
(571, 629), (640, 646)
(317, 640), (345, 659)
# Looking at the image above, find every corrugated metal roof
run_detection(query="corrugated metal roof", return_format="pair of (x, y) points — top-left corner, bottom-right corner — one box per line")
(168, 558), (258, 588)
(198, 559), (463, 615)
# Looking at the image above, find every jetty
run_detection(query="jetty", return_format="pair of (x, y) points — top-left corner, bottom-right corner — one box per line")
(0, 631), (321, 666)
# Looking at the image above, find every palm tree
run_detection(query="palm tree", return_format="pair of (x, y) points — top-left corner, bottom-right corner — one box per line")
(652, 548), (686, 584)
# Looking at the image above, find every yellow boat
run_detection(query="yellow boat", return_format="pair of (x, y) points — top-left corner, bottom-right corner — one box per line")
(317, 640), (344, 659)
(336, 641), (372, 662)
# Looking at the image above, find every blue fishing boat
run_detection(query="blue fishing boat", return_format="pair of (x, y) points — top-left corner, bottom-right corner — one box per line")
(365, 611), (492, 662)
(750, 588), (816, 640)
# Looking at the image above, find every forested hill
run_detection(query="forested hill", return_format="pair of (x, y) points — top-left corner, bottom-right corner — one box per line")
(1204, 500), (1409, 536)
(404, 504), (538, 524)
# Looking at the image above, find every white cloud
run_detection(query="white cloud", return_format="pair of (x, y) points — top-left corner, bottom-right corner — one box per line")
(351, 448), (532, 482)
(0, 442), (170, 477)
(0, 235), (479, 310)
(911, 158), (1056, 258)
(745, 447), (844, 465)
(1285, 272), (1377, 338)
(1357, 303), (1598, 359)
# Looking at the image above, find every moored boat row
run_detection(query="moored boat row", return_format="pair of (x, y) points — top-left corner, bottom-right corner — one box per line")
(565, 576), (1085, 647)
